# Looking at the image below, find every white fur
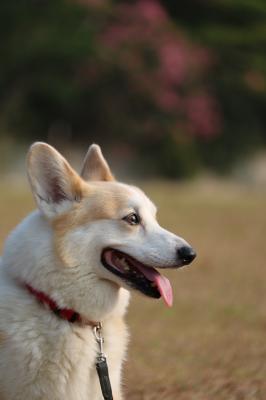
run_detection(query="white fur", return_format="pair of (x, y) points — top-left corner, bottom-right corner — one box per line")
(0, 143), (192, 400)
(0, 210), (129, 400)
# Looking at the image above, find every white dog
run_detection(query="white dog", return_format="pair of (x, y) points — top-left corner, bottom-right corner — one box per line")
(0, 143), (196, 400)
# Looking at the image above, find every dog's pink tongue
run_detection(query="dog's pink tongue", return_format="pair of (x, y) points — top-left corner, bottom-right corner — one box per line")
(137, 265), (173, 307)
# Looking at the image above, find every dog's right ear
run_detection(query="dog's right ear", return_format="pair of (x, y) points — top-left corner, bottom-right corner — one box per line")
(27, 142), (83, 219)
(80, 144), (115, 182)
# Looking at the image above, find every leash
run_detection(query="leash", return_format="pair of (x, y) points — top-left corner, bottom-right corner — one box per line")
(24, 283), (113, 400)
(93, 323), (113, 400)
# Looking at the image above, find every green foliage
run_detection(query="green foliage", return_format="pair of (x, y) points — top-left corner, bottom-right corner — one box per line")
(0, 0), (265, 177)
(0, 0), (98, 136)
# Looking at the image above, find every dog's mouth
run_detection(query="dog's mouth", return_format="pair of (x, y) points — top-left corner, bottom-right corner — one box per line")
(101, 248), (173, 307)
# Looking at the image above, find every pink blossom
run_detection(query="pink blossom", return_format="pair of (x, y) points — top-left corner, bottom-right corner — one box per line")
(185, 95), (221, 138)
(81, 0), (221, 140)
(159, 40), (188, 85)
(136, 0), (167, 25)
(101, 1), (166, 48)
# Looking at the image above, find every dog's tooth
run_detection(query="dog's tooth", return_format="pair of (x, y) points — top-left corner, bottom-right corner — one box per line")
(119, 258), (130, 270)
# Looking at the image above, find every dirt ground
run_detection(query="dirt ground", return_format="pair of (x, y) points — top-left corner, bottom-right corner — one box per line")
(0, 179), (265, 399)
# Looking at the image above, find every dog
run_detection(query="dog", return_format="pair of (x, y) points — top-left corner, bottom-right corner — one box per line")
(0, 143), (196, 400)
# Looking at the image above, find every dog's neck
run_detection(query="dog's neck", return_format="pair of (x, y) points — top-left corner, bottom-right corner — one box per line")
(2, 210), (130, 322)
(25, 283), (99, 326)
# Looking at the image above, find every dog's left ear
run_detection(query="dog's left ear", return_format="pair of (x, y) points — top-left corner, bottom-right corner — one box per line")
(80, 144), (115, 182)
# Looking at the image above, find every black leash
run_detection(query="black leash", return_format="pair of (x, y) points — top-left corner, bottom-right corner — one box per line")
(93, 323), (113, 400)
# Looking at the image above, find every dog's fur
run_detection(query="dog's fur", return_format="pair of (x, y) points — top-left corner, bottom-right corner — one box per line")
(0, 143), (193, 400)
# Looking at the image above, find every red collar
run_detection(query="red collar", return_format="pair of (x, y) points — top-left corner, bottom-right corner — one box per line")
(25, 284), (98, 327)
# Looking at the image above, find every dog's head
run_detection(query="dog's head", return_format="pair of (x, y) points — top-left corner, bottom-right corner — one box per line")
(27, 143), (196, 307)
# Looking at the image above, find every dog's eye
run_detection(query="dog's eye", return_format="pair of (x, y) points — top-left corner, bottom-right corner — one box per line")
(123, 213), (141, 225)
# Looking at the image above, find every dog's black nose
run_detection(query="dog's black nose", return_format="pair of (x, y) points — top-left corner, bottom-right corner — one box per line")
(178, 246), (196, 265)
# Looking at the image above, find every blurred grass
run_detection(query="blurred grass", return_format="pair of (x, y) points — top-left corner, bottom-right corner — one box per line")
(0, 179), (266, 399)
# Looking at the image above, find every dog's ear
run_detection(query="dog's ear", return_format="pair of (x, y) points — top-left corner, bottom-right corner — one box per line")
(80, 144), (115, 182)
(27, 142), (83, 218)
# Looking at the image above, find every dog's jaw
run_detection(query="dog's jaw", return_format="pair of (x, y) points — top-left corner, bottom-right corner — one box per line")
(101, 248), (173, 307)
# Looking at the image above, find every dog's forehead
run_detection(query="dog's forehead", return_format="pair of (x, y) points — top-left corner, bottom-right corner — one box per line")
(125, 184), (157, 215)
(86, 181), (156, 214)
(53, 181), (156, 234)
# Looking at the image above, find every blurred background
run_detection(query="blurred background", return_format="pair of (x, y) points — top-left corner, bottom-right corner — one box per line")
(0, 1), (266, 399)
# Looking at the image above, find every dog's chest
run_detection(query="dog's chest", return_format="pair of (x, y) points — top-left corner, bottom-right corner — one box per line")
(33, 323), (119, 400)
(50, 327), (101, 399)
(0, 313), (126, 400)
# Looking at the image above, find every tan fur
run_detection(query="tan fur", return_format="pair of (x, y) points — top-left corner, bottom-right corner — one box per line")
(65, 163), (84, 201)
(52, 182), (132, 267)
(81, 144), (115, 182)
